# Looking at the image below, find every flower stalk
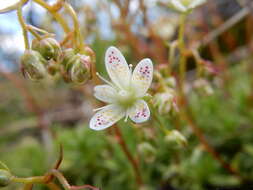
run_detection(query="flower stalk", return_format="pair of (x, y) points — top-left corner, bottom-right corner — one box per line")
(63, 3), (85, 52)
(114, 126), (143, 187)
(33, 0), (70, 33)
(17, 0), (29, 49)
(178, 13), (187, 82)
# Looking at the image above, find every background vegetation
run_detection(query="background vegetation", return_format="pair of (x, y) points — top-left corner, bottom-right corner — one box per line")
(1, 0), (253, 189)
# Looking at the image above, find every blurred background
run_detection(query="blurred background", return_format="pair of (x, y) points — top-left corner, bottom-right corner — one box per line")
(1, 0), (253, 189)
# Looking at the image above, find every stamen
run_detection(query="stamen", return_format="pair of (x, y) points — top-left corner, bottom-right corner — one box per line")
(96, 72), (114, 87)
(129, 64), (133, 73)
(129, 64), (133, 86)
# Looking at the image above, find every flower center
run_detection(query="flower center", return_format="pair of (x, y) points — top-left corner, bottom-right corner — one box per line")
(181, 0), (191, 6)
(116, 89), (136, 109)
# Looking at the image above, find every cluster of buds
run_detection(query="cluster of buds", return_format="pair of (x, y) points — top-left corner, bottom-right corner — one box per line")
(21, 37), (91, 84)
(153, 77), (178, 115)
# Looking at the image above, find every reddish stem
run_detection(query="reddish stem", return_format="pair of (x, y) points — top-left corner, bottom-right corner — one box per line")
(114, 126), (143, 186)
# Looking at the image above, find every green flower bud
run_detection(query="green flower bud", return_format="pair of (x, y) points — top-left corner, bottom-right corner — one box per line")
(47, 60), (59, 76)
(60, 49), (76, 72)
(32, 37), (61, 60)
(70, 55), (91, 84)
(21, 50), (47, 81)
(0, 169), (12, 187)
(165, 130), (187, 147)
(164, 77), (176, 88)
(153, 89), (175, 115)
(60, 49), (91, 84)
(137, 142), (156, 163)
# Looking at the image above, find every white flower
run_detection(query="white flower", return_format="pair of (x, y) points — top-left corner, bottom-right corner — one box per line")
(89, 46), (153, 131)
(168, 0), (206, 13)
(152, 17), (178, 40)
(0, 0), (28, 13)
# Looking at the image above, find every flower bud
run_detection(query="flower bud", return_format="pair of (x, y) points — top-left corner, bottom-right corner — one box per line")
(21, 50), (47, 81)
(168, 0), (206, 13)
(70, 55), (91, 84)
(152, 17), (177, 40)
(165, 76), (176, 88)
(60, 49), (76, 68)
(0, 169), (12, 187)
(153, 89), (175, 115)
(137, 142), (156, 163)
(47, 60), (59, 76)
(32, 37), (61, 61)
(164, 130), (187, 147)
(193, 78), (214, 96)
(60, 49), (91, 84)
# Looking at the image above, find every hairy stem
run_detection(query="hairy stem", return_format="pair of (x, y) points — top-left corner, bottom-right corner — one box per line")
(33, 0), (70, 33)
(12, 176), (45, 184)
(178, 13), (187, 82)
(17, 0), (29, 49)
(168, 40), (178, 74)
(48, 169), (100, 190)
(63, 3), (84, 52)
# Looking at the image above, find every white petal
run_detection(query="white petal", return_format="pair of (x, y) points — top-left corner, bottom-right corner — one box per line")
(168, 0), (187, 12)
(89, 104), (125, 130)
(0, 0), (22, 13)
(131, 58), (153, 97)
(105, 46), (131, 89)
(189, 0), (206, 9)
(128, 100), (150, 123)
(94, 85), (117, 103)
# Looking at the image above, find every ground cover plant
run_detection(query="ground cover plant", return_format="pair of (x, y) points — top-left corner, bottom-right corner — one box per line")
(0, 0), (253, 189)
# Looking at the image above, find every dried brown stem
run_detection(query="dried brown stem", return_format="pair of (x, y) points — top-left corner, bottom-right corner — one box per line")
(48, 169), (100, 190)
(45, 144), (64, 183)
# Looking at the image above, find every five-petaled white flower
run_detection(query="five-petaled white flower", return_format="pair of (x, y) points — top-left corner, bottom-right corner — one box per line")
(89, 46), (153, 130)
(168, 0), (206, 13)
